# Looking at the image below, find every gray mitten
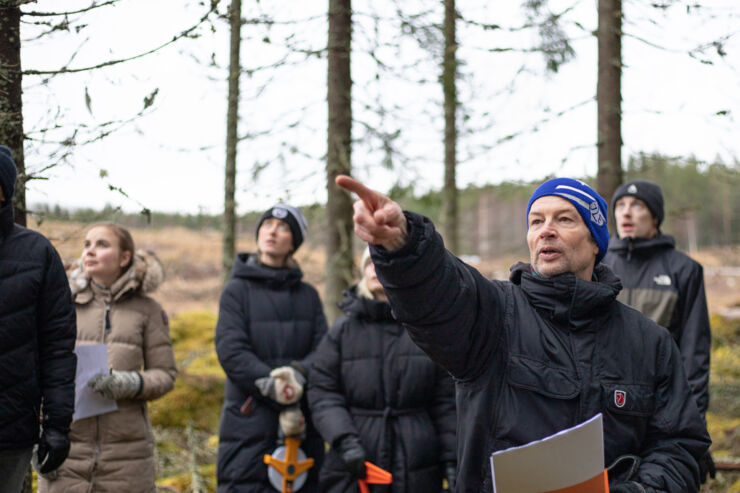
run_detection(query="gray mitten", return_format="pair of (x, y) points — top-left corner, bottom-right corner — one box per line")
(279, 405), (306, 437)
(88, 370), (143, 400)
(255, 366), (305, 405)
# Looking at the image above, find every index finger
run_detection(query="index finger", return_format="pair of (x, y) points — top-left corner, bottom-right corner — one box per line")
(335, 174), (379, 210)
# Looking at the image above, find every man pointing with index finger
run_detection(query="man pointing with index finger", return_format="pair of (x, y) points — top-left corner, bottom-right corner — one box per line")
(335, 174), (709, 493)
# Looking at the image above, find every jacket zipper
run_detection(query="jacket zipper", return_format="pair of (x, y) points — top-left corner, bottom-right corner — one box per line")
(626, 239), (634, 305)
(104, 302), (111, 342)
(89, 416), (100, 492)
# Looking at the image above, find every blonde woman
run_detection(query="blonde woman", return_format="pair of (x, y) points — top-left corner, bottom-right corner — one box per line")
(308, 248), (457, 492)
(39, 223), (177, 492)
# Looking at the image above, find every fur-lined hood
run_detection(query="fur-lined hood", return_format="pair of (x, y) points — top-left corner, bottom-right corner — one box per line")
(69, 250), (165, 302)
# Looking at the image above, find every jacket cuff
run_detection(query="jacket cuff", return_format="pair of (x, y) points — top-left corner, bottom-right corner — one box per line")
(43, 414), (72, 434)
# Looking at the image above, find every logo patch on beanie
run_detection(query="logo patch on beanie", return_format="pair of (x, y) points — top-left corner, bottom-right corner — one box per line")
(272, 207), (288, 219)
(589, 201), (605, 226)
(627, 184), (637, 194)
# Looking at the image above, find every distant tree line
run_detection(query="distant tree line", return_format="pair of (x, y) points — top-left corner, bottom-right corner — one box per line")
(35, 153), (739, 256)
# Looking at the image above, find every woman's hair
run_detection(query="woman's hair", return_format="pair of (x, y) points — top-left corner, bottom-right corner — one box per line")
(356, 247), (375, 299)
(93, 222), (136, 271)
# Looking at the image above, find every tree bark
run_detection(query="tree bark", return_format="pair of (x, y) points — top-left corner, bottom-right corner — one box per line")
(596, 0), (622, 231)
(441, 0), (458, 254)
(325, 0), (353, 323)
(222, 0), (241, 281)
(0, 2), (26, 226)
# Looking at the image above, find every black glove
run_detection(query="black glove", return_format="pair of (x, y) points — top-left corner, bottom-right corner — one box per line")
(36, 427), (70, 474)
(609, 481), (646, 493)
(336, 435), (366, 479)
(607, 454), (641, 483)
(699, 451), (716, 483)
(443, 461), (456, 491)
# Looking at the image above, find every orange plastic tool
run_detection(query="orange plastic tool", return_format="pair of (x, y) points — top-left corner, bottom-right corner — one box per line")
(358, 461), (392, 493)
(264, 436), (315, 493)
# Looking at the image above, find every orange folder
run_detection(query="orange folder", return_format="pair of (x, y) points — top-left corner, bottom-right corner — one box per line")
(544, 469), (609, 493)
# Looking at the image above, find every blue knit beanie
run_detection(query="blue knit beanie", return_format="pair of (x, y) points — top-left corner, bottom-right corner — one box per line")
(0, 146), (17, 203)
(526, 178), (609, 265)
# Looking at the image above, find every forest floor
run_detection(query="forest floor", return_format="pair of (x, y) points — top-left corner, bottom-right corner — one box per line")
(38, 221), (740, 492)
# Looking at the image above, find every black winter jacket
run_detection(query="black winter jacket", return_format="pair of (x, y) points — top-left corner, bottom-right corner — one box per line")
(215, 253), (327, 493)
(603, 235), (711, 415)
(308, 287), (456, 493)
(0, 202), (76, 449)
(371, 212), (710, 493)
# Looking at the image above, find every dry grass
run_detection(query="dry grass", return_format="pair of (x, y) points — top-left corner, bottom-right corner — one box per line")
(38, 220), (328, 317)
(37, 220), (740, 317)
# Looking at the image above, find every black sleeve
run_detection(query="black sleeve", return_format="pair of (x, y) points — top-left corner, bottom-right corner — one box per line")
(215, 279), (272, 395)
(371, 212), (507, 380)
(36, 243), (77, 431)
(633, 333), (711, 491)
(307, 319), (359, 447)
(674, 261), (711, 416)
(429, 365), (457, 463)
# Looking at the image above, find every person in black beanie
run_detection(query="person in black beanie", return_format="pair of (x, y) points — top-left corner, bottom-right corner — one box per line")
(0, 145), (77, 492)
(215, 203), (326, 492)
(603, 179), (715, 483)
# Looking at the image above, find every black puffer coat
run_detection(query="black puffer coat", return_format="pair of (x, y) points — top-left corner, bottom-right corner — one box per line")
(0, 202), (76, 449)
(371, 212), (710, 493)
(308, 287), (456, 493)
(215, 253), (327, 492)
(603, 234), (711, 415)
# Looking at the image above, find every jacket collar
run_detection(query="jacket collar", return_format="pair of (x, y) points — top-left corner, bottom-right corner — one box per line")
(608, 234), (675, 256)
(229, 253), (303, 289)
(71, 251), (164, 304)
(339, 285), (396, 325)
(509, 262), (622, 330)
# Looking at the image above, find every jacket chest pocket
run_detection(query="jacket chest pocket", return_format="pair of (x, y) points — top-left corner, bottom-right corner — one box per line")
(501, 356), (581, 443)
(601, 382), (655, 447)
(508, 356), (580, 399)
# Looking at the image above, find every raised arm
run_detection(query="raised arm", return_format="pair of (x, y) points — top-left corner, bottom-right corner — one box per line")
(336, 175), (506, 380)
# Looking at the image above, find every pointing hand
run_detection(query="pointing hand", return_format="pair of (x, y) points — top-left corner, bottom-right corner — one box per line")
(335, 175), (408, 250)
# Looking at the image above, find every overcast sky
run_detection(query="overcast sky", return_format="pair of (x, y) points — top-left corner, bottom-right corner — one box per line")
(21, 0), (740, 215)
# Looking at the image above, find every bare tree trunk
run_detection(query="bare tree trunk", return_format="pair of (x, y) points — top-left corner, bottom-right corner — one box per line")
(223, 0), (241, 281)
(325, 0), (353, 323)
(596, 0), (622, 231)
(441, 0), (458, 254)
(0, 3), (26, 226)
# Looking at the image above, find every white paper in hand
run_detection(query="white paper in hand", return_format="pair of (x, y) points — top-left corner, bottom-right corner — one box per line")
(73, 344), (118, 421)
(490, 413), (607, 493)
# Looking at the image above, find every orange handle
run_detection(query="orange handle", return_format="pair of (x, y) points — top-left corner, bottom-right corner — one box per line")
(357, 461), (392, 493)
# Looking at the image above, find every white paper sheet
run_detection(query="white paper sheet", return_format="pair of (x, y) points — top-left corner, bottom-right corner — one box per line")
(490, 413), (605, 493)
(73, 344), (118, 421)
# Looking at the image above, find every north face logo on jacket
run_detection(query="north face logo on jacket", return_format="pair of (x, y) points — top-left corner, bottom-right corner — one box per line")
(653, 274), (672, 286)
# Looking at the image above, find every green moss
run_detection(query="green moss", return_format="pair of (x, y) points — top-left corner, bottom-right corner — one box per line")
(188, 351), (225, 378)
(170, 311), (218, 350)
(712, 314), (740, 346)
(150, 374), (224, 431)
(156, 463), (217, 493)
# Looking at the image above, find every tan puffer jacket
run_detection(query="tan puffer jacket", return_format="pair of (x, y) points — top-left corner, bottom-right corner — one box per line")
(39, 250), (177, 493)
